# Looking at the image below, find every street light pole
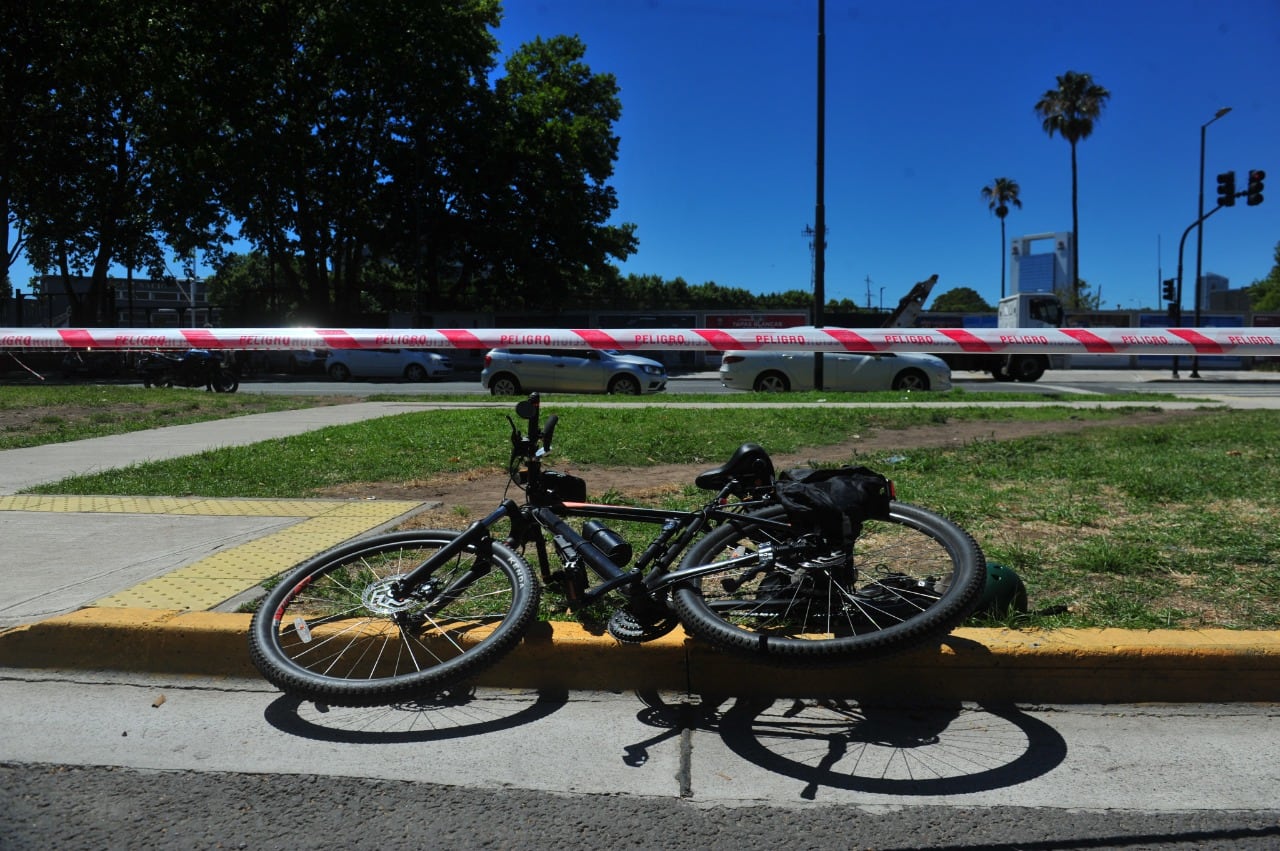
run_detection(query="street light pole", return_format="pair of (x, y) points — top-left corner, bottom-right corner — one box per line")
(1191, 106), (1231, 378)
(812, 0), (826, 391)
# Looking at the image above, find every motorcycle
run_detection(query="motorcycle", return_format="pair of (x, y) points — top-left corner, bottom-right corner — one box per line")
(137, 349), (239, 392)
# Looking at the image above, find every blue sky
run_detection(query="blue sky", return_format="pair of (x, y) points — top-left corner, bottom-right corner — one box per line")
(10, 0), (1278, 316)
(497, 0), (1280, 312)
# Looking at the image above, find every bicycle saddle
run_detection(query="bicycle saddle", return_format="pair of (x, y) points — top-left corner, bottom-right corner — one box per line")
(695, 442), (775, 491)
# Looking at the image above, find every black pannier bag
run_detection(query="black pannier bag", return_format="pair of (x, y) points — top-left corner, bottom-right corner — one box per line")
(774, 466), (893, 544)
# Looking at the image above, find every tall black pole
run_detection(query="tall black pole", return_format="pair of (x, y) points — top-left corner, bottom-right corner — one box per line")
(813, 0), (826, 390)
(1191, 106), (1231, 379)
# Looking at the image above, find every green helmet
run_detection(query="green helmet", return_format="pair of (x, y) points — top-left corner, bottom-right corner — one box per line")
(974, 562), (1028, 616)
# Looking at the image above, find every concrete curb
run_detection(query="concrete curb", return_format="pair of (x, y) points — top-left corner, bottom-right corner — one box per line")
(4, 608), (1279, 703)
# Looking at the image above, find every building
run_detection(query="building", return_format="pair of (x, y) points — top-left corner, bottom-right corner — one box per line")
(23, 275), (217, 327)
(1199, 272), (1229, 311)
(1009, 232), (1074, 295)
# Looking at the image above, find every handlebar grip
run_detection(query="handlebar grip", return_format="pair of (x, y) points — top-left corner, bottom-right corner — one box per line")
(526, 392), (541, 443)
(542, 415), (558, 454)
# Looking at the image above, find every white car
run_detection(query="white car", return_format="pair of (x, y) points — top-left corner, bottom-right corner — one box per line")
(720, 349), (952, 392)
(325, 348), (452, 381)
(482, 348), (667, 395)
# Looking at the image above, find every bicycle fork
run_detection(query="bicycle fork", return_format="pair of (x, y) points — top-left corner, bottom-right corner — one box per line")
(388, 499), (520, 610)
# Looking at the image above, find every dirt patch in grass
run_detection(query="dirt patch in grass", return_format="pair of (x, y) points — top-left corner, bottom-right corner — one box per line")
(309, 409), (1203, 527)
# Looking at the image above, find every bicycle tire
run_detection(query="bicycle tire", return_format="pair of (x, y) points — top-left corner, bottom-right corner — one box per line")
(671, 503), (985, 662)
(248, 530), (539, 706)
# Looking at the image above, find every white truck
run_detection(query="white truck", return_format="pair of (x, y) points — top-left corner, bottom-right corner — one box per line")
(882, 277), (1068, 382)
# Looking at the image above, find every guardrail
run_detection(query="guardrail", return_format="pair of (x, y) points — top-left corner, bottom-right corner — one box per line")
(1, 325), (1277, 357)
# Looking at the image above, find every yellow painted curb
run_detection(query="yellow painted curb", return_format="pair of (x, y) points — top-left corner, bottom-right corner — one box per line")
(684, 627), (1280, 703)
(0, 609), (257, 677)
(4, 611), (1280, 702)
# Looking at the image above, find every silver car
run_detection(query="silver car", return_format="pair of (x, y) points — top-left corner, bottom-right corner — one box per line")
(482, 348), (668, 395)
(325, 348), (452, 381)
(720, 349), (952, 392)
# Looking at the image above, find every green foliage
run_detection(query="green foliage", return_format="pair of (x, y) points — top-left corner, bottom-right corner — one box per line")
(1055, 277), (1104, 310)
(589, 274), (815, 312)
(7, 1), (637, 323)
(1247, 240), (1280, 312)
(1035, 71), (1111, 145)
(5, 0), (193, 324)
(931, 287), (993, 313)
(980, 177), (1022, 220)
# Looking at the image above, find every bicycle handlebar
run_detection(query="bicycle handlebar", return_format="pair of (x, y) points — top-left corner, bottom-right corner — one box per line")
(511, 393), (556, 460)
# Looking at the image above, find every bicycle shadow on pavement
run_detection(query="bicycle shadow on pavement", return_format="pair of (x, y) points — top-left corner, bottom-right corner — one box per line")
(627, 635), (1070, 801)
(715, 695), (1069, 799)
(262, 686), (568, 744)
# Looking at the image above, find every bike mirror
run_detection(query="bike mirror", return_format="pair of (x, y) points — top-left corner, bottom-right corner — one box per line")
(516, 393), (542, 443)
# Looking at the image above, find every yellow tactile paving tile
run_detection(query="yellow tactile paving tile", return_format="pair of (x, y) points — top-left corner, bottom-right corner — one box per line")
(170, 498), (343, 516)
(0, 495), (203, 514)
(0, 495), (427, 612)
(0, 494), (421, 518)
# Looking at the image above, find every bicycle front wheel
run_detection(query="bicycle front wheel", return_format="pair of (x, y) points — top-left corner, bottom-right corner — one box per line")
(249, 530), (539, 706)
(671, 503), (985, 662)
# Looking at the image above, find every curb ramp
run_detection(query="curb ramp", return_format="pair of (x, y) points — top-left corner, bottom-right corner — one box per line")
(4, 610), (1279, 704)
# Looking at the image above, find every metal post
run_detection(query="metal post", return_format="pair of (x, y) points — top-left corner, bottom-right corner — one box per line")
(1191, 107), (1231, 378)
(812, 0), (826, 391)
(1175, 206), (1223, 378)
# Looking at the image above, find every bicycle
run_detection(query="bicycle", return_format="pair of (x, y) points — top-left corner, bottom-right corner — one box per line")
(249, 394), (986, 706)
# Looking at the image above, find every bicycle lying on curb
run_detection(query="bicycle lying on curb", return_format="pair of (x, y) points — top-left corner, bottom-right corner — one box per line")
(249, 394), (987, 707)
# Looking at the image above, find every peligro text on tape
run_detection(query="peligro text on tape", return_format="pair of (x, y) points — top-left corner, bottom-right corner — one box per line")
(1, 326), (1277, 356)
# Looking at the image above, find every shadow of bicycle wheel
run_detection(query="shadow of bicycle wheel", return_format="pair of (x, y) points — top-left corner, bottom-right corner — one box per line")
(263, 686), (569, 744)
(715, 695), (1069, 798)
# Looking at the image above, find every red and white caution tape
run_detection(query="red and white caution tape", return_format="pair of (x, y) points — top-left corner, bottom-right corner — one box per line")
(1, 326), (1278, 356)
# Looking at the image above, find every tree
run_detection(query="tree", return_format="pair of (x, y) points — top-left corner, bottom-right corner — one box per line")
(1055, 277), (1103, 310)
(9, 0), (639, 322)
(1035, 71), (1110, 305)
(980, 177), (1021, 299)
(471, 35), (637, 310)
(10, 0), (180, 325)
(1, 0), (50, 305)
(931, 287), (993, 313)
(186, 0), (506, 323)
(1247, 241), (1280, 312)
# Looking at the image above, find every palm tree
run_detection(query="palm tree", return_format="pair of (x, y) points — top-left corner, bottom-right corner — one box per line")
(980, 177), (1022, 299)
(1035, 70), (1110, 305)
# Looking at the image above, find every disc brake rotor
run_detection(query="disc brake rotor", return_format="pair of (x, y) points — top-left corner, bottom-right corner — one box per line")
(360, 575), (420, 615)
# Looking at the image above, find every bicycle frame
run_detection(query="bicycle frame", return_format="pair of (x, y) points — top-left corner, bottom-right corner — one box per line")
(389, 393), (779, 615)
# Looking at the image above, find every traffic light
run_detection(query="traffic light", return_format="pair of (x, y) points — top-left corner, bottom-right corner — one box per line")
(1216, 171), (1236, 207)
(1161, 278), (1176, 302)
(1247, 169), (1265, 206)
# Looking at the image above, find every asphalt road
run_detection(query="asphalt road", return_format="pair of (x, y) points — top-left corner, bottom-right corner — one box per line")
(2, 671), (1279, 849)
(233, 368), (1280, 398)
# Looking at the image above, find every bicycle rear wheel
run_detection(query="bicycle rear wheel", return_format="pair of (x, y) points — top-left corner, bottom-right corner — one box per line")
(249, 530), (539, 706)
(671, 503), (985, 662)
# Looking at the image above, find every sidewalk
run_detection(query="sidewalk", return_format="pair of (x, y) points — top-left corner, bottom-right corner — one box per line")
(2, 398), (1280, 703)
